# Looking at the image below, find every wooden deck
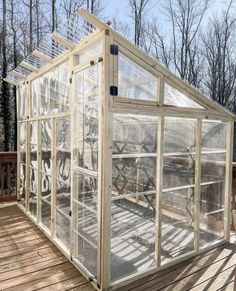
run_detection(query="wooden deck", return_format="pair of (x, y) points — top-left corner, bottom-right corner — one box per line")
(0, 203), (94, 291)
(118, 237), (236, 291)
(1, 202), (236, 291)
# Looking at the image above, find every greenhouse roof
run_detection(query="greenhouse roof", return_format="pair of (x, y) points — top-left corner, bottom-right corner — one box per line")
(5, 8), (235, 119)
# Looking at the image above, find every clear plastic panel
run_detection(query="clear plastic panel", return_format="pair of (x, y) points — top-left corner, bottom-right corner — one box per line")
(164, 83), (204, 108)
(201, 120), (227, 152)
(55, 117), (71, 250)
(32, 61), (70, 116)
(118, 53), (158, 101)
(56, 210), (70, 249)
(200, 120), (226, 248)
(41, 198), (51, 231)
(73, 172), (98, 275)
(162, 117), (196, 265)
(76, 40), (103, 65)
(19, 162), (26, 207)
(111, 114), (158, 281)
(163, 118), (196, 190)
(29, 121), (37, 169)
(161, 188), (194, 264)
(29, 167), (37, 217)
(41, 120), (52, 175)
(73, 64), (99, 171)
(72, 64), (100, 277)
(56, 118), (71, 183)
(41, 172), (51, 231)
(18, 85), (28, 118)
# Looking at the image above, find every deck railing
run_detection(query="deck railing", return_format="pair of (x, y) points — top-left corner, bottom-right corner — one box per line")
(0, 152), (17, 202)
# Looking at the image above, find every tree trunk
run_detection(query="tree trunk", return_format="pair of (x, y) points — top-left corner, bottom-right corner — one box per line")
(1, 0), (11, 151)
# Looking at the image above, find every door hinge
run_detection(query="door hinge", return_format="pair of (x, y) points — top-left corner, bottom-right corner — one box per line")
(110, 44), (118, 55)
(110, 86), (118, 96)
(69, 77), (72, 84)
(69, 210), (72, 217)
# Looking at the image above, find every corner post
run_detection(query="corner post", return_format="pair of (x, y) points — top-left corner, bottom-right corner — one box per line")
(98, 29), (113, 289)
(194, 118), (202, 251)
(156, 74), (164, 266)
(224, 120), (234, 240)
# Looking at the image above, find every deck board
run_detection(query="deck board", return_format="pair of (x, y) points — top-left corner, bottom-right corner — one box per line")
(0, 203), (94, 291)
(1, 203), (236, 290)
(117, 239), (236, 291)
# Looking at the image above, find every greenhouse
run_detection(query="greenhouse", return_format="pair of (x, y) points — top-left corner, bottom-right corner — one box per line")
(5, 9), (234, 291)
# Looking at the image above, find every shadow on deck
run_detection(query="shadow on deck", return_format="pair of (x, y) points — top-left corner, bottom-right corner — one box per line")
(0, 203), (94, 291)
(118, 236), (236, 291)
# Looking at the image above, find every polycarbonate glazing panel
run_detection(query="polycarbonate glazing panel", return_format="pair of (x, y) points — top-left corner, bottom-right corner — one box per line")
(56, 181), (70, 212)
(201, 120), (227, 152)
(200, 184), (225, 248)
(201, 153), (226, 184)
(110, 196), (156, 281)
(164, 83), (204, 108)
(19, 162), (26, 207)
(56, 210), (70, 249)
(76, 40), (103, 65)
(32, 61), (69, 116)
(29, 167), (37, 194)
(18, 85), (28, 118)
(29, 121), (37, 169)
(73, 64), (99, 171)
(29, 193), (37, 218)
(200, 120), (226, 249)
(118, 53), (157, 101)
(111, 114), (157, 280)
(56, 118), (71, 184)
(41, 173), (51, 200)
(163, 118), (196, 153)
(163, 118), (196, 190)
(161, 188), (194, 265)
(73, 172), (98, 276)
(20, 122), (26, 152)
(41, 172), (51, 231)
(41, 199), (51, 231)
(41, 120), (52, 175)
(112, 114), (158, 197)
(55, 180), (71, 250)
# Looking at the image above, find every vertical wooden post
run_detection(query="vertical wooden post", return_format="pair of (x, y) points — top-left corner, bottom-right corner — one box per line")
(194, 118), (202, 251)
(69, 54), (77, 259)
(155, 75), (164, 267)
(97, 30), (113, 289)
(155, 115), (164, 267)
(16, 87), (20, 201)
(25, 119), (30, 212)
(51, 117), (57, 237)
(224, 121), (234, 240)
(37, 119), (42, 223)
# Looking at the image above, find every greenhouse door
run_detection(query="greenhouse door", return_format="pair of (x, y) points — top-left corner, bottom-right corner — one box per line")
(71, 63), (100, 279)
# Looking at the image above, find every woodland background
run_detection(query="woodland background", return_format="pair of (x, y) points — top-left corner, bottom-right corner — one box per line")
(0, 0), (236, 151)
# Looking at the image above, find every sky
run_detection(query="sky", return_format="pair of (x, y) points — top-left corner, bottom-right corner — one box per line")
(102, 0), (235, 33)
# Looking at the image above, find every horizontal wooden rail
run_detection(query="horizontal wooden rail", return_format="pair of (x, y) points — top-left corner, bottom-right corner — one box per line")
(0, 152), (17, 202)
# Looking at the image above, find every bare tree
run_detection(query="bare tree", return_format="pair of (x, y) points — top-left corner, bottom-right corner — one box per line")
(1, 0), (11, 150)
(146, 18), (171, 68)
(162, 0), (211, 86)
(202, 0), (236, 111)
(86, 0), (103, 15)
(51, 0), (57, 32)
(129, 0), (151, 47)
(62, 0), (85, 20)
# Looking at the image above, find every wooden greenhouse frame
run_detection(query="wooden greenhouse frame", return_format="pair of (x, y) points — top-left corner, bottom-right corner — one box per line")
(5, 9), (235, 291)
